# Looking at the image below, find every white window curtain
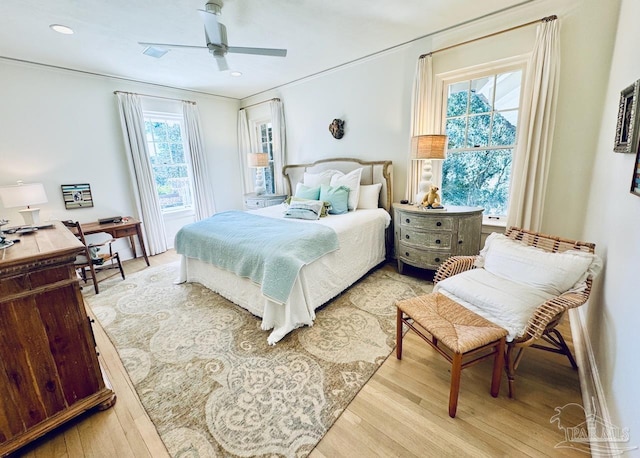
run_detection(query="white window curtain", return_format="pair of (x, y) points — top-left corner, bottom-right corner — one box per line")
(237, 109), (254, 195)
(507, 17), (560, 231)
(116, 92), (168, 255)
(269, 99), (287, 194)
(406, 55), (442, 202)
(182, 101), (216, 220)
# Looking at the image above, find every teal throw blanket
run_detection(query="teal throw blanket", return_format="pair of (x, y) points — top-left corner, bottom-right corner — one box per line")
(175, 211), (339, 304)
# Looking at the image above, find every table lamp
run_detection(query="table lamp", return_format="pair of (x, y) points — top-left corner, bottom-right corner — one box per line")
(411, 134), (447, 203)
(0, 181), (48, 226)
(247, 152), (269, 195)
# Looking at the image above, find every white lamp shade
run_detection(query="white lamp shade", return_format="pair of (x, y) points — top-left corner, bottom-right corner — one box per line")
(411, 134), (448, 160)
(247, 152), (269, 168)
(0, 182), (48, 208)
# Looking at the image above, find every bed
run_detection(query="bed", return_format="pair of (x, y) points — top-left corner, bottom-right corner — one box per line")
(176, 158), (393, 344)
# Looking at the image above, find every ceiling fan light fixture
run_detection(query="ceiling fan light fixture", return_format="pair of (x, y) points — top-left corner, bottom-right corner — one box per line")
(230, 71), (242, 77)
(142, 46), (169, 58)
(50, 24), (74, 35)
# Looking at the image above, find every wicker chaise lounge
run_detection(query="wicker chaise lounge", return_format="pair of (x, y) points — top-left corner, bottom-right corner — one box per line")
(433, 226), (598, 398)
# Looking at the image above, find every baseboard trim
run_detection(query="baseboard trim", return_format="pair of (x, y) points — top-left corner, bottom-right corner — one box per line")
(569, 307), (613, 457)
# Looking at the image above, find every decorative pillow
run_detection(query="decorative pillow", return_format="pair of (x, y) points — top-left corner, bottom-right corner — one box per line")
(319, 184), (349, 215)
(294, 183), (321, 200)
(303, 169), (340, 187)
(283, 200), (324, 220)
(434, 269), (555, 341)
(289, 196), (330, 217)
(475, 233), (601, 296)
(357, 183), (382, 209)
(330, 168), (363, 211)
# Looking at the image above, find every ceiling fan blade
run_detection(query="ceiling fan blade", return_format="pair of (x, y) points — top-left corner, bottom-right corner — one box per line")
(138, 42), (207, 50)
(215, 56), (229, 71)
(197, 9), (223, 45)
(227, 46), (287, 57)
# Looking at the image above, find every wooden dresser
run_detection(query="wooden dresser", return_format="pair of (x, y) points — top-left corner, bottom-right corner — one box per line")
(393, 204), (483, 273)
(0, 222), (115, 457)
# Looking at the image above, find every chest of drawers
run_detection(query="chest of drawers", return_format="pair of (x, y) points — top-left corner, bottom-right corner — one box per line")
(393, 204), (483, 273)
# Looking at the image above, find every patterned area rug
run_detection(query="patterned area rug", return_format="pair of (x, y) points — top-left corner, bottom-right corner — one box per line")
(85, 262), (432, 457)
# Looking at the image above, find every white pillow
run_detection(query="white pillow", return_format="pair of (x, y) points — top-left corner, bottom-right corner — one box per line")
(477, 233), (599, 296)
(330, 168), (363, 211)
(357, 183), (382, 209)
(434, 268), (555, 341)
(303, 169), (340, 187)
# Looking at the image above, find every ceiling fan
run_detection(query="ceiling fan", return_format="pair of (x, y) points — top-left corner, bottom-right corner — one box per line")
(139, 1), (287, 71)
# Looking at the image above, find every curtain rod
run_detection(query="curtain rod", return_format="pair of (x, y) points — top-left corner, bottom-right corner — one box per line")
(420, 14), (557, 59)
(239, 97), (281, 110)
(113, 90), (196, 105)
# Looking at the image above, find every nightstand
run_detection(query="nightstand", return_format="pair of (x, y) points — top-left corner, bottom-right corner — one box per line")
(393, 203), (483, 273)
(244, 193), (288, 210)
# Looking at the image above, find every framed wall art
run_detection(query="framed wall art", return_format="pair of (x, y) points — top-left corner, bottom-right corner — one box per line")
(61, 183), (94, 209)
(614, 80), (640, 153)
(632, 147), (640, 196)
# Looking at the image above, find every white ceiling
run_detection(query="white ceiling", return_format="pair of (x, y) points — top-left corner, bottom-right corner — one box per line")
(0, 0), (529, 100)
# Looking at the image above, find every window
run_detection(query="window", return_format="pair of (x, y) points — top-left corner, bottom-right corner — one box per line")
(442, 69), (522, 218)
(144, 113), (194, 213)
(257, 121), (275, 194)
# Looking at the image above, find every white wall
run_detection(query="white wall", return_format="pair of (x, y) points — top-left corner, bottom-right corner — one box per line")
(0, 59), (240, 258)
(243, 0), (619, 240)
(582, 0), (640, 450)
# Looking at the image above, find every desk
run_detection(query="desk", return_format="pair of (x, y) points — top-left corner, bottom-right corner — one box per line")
(81, 217), (150, 266)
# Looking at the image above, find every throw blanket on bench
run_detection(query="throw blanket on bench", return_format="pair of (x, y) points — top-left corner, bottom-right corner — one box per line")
(175, 211), (339, 304)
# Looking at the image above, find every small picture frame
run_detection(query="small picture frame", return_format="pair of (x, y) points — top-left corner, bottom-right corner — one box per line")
(614, 80), (640, 153)
(61, 183), (94, 209)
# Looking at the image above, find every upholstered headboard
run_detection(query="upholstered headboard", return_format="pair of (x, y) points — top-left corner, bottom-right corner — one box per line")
(282, 158), (393, 213)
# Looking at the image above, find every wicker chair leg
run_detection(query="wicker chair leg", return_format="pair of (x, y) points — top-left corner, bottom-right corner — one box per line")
(396, 308), (403, 360)
(544, 328), (578, 370)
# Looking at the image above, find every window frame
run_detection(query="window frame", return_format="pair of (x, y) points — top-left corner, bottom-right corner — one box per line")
(435, 56), (528, 225)
(143, 111), (196, 215)
(250, 117), (276, 195)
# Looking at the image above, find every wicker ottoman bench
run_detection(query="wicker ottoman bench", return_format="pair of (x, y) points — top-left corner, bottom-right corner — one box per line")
(396, 292), (508, 418)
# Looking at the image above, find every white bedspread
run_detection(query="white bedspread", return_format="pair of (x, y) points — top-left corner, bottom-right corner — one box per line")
(178, 204), (391, 344)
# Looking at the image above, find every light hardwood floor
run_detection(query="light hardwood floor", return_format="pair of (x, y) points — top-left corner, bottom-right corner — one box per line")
(15, 253), (588, 457)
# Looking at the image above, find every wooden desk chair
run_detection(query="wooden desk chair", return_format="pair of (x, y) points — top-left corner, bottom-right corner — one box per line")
(62, 220), (125, 294)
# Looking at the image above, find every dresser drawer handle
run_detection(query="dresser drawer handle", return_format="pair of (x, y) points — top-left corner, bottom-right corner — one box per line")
(405, 218), (411, 224)
(435, 239), (441, 244)
(435, 257), (441, 263)
(405, 235), (410, 239)
(458, 240), (463, 244)
(405, 252), (410, 257)
(436, 221), (442, 227)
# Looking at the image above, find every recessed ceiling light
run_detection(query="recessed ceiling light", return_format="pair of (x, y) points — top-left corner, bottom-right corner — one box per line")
(230, 71), (242, 77)
(50, 24), (74, 35)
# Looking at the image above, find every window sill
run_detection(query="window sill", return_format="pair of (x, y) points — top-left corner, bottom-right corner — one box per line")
(482, 217), (507, 234)
(162, 208), (195, 220)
